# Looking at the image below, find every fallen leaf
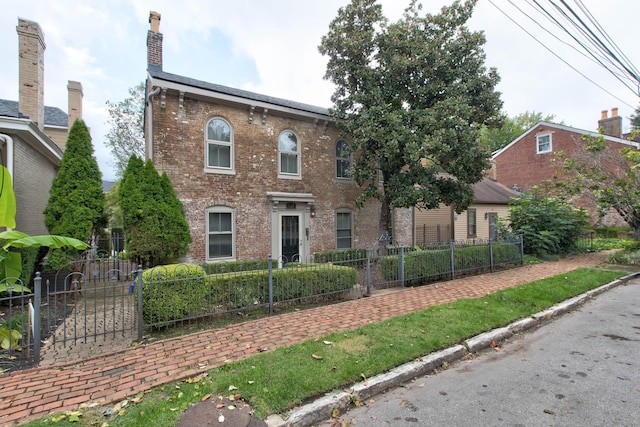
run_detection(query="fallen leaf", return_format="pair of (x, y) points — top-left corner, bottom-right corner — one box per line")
(490, 340), (499, 348)
(400, 400), (407, 406)
(228, 385), (238, 391)
(323, 340), (333, 345)
(51, 414), (66, 422)
(216, 402), (225, 409)
(439, 391), (448, 396)
(332, 408), (340, 418)
(248, 380), (255, 384)
(201, 394), (212, 402)
(228, 405), (236, 410)
(418, 383), (425, 388)
(218, 414), (225, 422)
(312, 354), (323, 360)
(544, 409), (555, 415)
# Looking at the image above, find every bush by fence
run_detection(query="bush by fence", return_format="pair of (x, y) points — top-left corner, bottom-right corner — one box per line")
(141, 262), (358, 328)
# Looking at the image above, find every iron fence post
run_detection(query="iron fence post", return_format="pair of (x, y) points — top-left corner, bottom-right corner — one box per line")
(519, 234), (524, 265)
(366, 248), (371, 296)
(399, 245), (405, 288)
(136, 265), (143, 341)
(450, 240), (455, 279)
(489, 238), (494, 273)
(268, 255), (273, 314)
(33, 272), (41, 364)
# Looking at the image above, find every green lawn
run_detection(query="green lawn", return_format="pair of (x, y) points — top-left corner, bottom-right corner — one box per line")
(24, 267), (627, 427)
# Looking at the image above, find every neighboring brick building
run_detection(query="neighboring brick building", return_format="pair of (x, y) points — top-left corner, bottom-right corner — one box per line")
(492, 111), (638, 226)
(0, 18), (84, 234)
(144, 12), (412, 263)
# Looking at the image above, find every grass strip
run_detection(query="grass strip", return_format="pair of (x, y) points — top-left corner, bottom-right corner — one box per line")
(25, 267), (626, 426)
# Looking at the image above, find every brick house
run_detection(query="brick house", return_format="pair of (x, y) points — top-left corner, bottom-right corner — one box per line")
(491, 109), (638, 226)
(143, 12), (412, 264)
(0, 18), (83, 235)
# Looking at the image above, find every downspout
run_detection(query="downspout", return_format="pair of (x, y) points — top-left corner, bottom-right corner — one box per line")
(145, 86), (161, 161)
(0, 133), (14, 231)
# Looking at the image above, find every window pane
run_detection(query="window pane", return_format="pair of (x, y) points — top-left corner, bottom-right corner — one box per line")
(336, 212), (351, 229)
(207, 119), (231, 142)
(336, 237), (351, 249)
(281, 153), (298, 174)
(336, 212), (352, 248)
(209, 234), (232, 258)
(337, 159), (350, 178)
(208, 144), (231, 168)
(336, 140), (348, 157)
(279, 131), (298, 152)
(209, 212), (232, 232)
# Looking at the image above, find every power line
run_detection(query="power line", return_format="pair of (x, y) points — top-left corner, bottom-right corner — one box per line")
(487, 0), (637, 109)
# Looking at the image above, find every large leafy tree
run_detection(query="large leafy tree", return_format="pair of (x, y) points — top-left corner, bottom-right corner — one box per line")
(480, 111), (558, 153)
(43, 119), (106, 266)
(119, 155), (191, 267)
(630, 104), (640, 130)
(319, 0), (503, 236)
(105, 82), (145, 177)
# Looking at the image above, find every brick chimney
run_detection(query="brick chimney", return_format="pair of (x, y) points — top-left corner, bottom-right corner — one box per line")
(147, 11), (163, 71)
(598, 107), (622, 138)
(67, 80), (83, 128)
(16, 18), (46, 131)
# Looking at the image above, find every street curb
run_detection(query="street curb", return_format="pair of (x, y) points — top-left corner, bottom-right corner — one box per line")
(266, 272), (639, 427)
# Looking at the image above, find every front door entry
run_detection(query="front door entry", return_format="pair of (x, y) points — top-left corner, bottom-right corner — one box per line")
(281, 214), (301, 264)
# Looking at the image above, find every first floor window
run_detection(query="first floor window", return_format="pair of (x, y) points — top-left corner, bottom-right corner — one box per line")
(336, 210), (353, 249)
(467, 208), (477, 238)
(207, 207), (234, 259)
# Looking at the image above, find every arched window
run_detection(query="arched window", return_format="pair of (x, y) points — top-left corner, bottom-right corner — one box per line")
(335, 139), (351, 179)
(205, 117), (233, 172)
(278, 130), (300, 178)
(206, 206), (235, 260)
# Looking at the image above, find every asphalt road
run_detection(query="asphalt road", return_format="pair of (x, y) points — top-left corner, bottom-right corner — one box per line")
(337, 278), (640, 427)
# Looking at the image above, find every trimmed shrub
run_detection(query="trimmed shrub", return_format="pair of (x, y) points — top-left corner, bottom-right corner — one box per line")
(141, 263), (358, 328)
(313, 248), (367, 267)
(200, 259), (277, 274)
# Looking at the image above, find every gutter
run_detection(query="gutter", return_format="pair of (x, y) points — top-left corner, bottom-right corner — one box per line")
(145, 82), (161, 161)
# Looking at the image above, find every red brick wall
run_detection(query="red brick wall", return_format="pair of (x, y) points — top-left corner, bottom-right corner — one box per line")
(150, 90), (411, 262)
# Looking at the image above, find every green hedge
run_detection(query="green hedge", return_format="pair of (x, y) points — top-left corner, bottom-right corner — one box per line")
(381, 242), (521, 284)
(313, 249), (367, 267)
(200, 259), (277, 274)
(142, 263), (358, 328)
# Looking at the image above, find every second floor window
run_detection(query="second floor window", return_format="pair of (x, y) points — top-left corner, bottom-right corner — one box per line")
(206, 118), (233, 171)
(279, 130), (300, 178)
(336, 139), (351, 179)
(536, 134), (551, 154)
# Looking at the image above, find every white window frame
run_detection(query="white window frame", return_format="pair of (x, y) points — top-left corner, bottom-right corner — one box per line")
(205, 117), (235, 174)
(278, 130), (301, 179)
(536, 133), (552, 154)
(335, 209), (353, 249)
(335, 139), (351, 179)
(206, 206), (235, 261)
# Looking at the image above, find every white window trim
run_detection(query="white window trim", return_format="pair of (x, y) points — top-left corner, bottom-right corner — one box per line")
(204, 117), (235, 175)
(206, 206), (236, 261)
(335, 209), (353, 249)
(278, 130), (301, 180)
(536, 133), (552, 154)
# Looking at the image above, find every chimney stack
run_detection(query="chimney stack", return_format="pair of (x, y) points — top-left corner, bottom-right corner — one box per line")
(147, 11), (163, 71)
(17, 18), (46, 131)
(67, 80), (83, 128)
(598, 107), (622, 138)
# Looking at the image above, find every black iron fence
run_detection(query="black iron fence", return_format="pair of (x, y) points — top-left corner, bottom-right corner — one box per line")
(0, 236), (523, 370)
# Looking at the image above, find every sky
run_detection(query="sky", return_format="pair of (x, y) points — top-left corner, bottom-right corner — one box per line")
(1, 1), (638, 182)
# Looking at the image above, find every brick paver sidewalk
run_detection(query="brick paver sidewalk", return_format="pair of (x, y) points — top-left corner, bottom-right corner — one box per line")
(0, 252), (617, 426)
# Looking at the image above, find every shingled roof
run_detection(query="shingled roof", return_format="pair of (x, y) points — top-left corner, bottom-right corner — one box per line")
(149, 69), (329, 117)
(473, 178), (520, 204)
(0, 99), (68, 127)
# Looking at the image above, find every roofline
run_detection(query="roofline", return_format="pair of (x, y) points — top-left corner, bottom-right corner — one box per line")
(0, 116), (63, 164)
(147, 71), (332, 123)
(492, 121), (639, 159)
